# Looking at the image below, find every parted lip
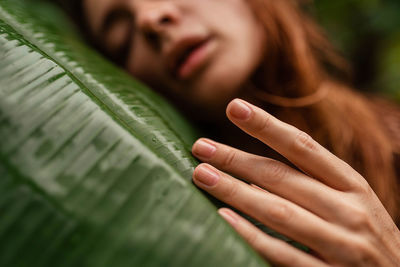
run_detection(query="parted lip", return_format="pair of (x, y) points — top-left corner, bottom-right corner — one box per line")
(165, 35), (211, 78)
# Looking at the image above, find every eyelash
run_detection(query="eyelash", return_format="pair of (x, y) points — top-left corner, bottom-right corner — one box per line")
(117, 21), (135, 61)
(102, 8), (135, 65)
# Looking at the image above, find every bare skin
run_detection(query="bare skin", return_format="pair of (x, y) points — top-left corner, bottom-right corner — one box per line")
(192, 99), (400, 266)
(84, 0), (266, 114)
(82, 1), (400, 265)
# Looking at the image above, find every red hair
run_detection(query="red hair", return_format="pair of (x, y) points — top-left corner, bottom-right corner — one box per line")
(61, 0), (400, 223)
(247, 0), (400, 223)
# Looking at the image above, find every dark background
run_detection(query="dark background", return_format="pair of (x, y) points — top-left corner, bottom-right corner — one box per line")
(312, 0), (400, 99)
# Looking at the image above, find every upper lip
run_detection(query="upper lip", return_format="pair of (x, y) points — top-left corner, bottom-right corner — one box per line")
(165, 35), (210, 78)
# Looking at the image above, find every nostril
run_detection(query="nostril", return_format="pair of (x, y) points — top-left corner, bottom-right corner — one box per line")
(145, 31), (158, 42)
(160, 16), (172, 25)
(144, 30), (161, 49)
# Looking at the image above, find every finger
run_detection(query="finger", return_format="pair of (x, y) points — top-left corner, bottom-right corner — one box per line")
(218, 208), (328, 267)
(192, 163), (342, 256)
(226, 99), (362, 191)
(192, 138), (342, 221)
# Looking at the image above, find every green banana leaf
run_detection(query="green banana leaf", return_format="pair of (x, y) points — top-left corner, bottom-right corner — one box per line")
(0, 0), (269, 266)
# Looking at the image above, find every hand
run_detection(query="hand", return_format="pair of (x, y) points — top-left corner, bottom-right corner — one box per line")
(191, 99), (400, 267)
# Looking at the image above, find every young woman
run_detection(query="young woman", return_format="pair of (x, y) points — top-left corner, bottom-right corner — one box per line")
(61, 0), (400, 265)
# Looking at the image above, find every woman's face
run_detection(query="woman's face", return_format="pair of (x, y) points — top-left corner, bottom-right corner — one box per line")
(84, 0), (266, 113)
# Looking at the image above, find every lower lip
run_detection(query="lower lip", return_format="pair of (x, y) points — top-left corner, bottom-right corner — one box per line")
(177, 38), (215, 80)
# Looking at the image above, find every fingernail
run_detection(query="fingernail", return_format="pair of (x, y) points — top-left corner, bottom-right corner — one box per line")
(193, 165), (219, 187)
(229, 100), (252, 120)
(218, 208), (238, 225)
(192, 139), (216, 159)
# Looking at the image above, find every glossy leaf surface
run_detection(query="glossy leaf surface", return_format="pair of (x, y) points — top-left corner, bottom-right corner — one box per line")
(0, 0), (268, 266)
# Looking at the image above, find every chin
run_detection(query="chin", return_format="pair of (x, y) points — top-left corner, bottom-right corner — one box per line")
(189, 83), (241, 117)
(192, 61), (252, 108)
(171, 45), (261, 117)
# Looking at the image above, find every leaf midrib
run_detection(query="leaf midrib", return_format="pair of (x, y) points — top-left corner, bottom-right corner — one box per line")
(0, 8), (195, 188)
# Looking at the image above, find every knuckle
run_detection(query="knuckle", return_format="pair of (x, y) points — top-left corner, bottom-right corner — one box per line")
(353, 178), (374, 196)
(292, 131), (319, 154)
(220, 179), (239, 202)
(262, 159), (289, 186)
(253, 114), (273, 135)
(267, 201), (292, 223)
(341, 238), (376, 266)
(345, 206), (373, 232)
(338, 163), (370, 193)
(243, 228), (260, 248)
(221, 150), (238, 169)
(279, 253), (297, 267)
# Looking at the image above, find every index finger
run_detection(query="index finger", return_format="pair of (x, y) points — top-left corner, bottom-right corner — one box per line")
(226, 99), (362, 191)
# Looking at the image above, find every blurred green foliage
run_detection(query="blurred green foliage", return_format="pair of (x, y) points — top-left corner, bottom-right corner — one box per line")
(312, 0), (400, 99)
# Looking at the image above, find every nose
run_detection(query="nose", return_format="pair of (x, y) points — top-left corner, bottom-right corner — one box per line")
(136, 3), (180, 48)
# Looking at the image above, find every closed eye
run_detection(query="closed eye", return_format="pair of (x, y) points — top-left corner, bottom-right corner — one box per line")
(100, 7), (135, 65)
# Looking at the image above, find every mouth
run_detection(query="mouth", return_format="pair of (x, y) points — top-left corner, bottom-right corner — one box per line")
(167, 36), (214, 80)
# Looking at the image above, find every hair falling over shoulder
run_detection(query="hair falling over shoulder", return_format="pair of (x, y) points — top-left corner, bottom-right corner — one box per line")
(247, 0), (400, 224)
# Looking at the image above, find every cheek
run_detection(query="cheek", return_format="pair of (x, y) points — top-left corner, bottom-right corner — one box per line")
(186, 0), (266, 105)
(202, 0), (265, 73)
(125, 40), (186, 101)
(213, 0), (265, 59)
(125, 0), (266, 114)
(126, 41), (165, 87)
